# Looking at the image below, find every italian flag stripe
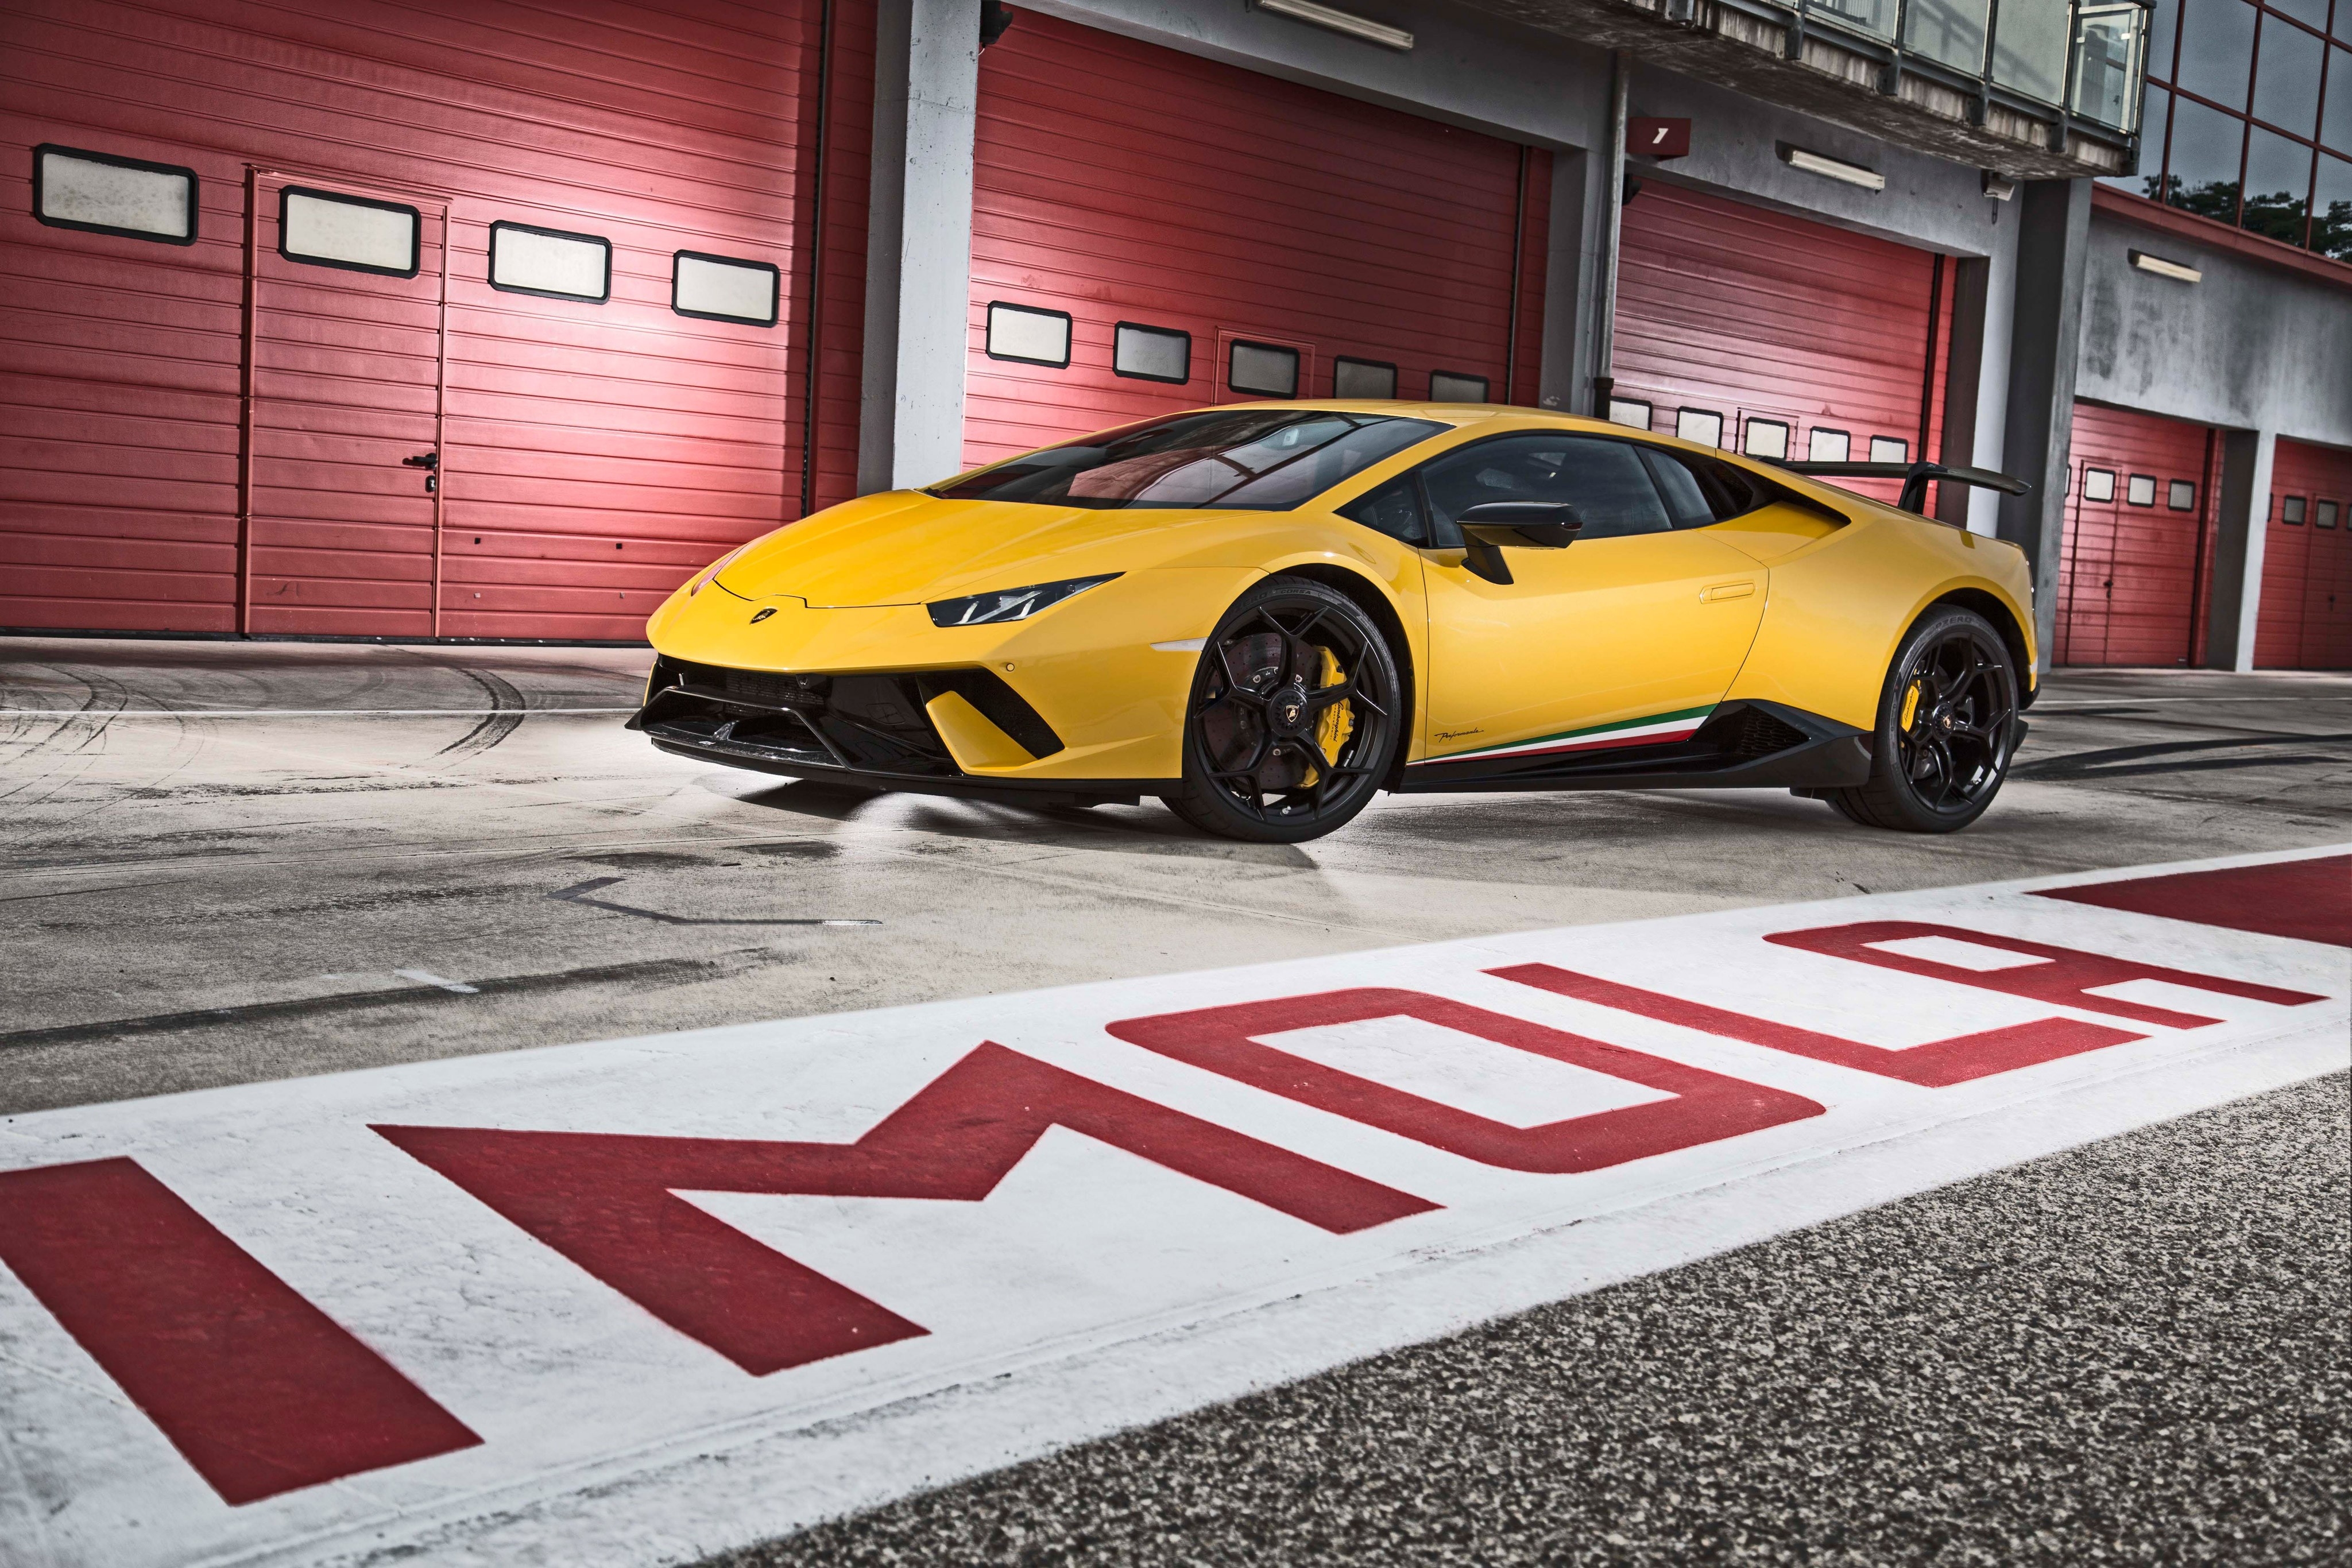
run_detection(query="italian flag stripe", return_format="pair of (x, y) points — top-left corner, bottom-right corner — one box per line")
(1414, 704), (1716, 766)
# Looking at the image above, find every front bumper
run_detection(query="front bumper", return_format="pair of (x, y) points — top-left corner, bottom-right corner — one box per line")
(630, 657), (1173, 806)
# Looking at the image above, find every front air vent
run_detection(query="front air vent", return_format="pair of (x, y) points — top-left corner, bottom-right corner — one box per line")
(1695, 705), (1811, 760)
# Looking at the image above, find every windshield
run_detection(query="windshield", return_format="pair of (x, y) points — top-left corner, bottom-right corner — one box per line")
(928, 410), (1446, 510)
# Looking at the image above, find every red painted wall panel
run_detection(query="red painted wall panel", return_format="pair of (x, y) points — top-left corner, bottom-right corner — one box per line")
(964, 13), (1546, 469)
(1612, 182), (1950, 505)
(2259, 438), (2352, 669)
(1, 0), (871, 640)
(2059, 402), (2215, 668)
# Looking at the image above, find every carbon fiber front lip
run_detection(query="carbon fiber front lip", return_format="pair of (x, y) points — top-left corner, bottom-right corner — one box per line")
(641, 722), (1170, 805)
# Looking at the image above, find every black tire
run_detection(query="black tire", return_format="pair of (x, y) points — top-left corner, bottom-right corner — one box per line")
(1160, 578), (1403, 843)
(1825, 606), (2021, 833)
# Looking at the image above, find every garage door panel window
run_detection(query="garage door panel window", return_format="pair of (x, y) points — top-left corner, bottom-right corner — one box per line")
(1607, 398), (1653, 431)
(1869, 436), (1909, 463)
(2084, 467), (2117, 502)
(1229, 340), (1299, 398)
(2321, 500), (2342, 528)
(2281, 494), (2307, 524)
(1113, 322), (1190, 383)
(2167, 479), (2196, 511)
(1742, 419), (1789, 460)
(1808, 428), (1851, 461)
(281, 187), (420, 278)
(1675, 409), (1724, 448)
(673, 251), (779, 327)
(1332, 357), (1396, 399)
(2126, 473), (2157, 506)
(1420, 435), (1672, 541)
(987, 302), (1073, 367)
(1430, 370), (1488, 403)
(34, 144), (198, 245)
(489, 221), (610, 303)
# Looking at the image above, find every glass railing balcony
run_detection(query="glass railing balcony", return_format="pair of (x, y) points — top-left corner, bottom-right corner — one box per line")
(1792, 0), (2150, 133)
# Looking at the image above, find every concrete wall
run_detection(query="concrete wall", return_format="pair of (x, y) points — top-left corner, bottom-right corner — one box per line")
(2076, 212), (2352, 449)
(2076, 207), (2352, 667)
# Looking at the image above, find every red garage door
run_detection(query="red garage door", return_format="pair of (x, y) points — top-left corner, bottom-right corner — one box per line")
(1611, 182), (1954, 501)
(2058, 402), (2216, 667)
(2257, 438), (2352, 669)
(1, 0), (870, 641)
(963, 13), (1548, 467)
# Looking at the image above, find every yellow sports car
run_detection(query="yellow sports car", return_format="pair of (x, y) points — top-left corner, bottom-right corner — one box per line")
(632, 404), (2036, 843)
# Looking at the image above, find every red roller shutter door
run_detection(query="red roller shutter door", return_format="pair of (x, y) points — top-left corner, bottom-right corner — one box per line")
(2057, 402), (2216, 667)
(1612, 183), (1953, 504)
(965, 13), (1548, 467)
(1, 0), (871, 640)
(2257, 439), (2352, 669)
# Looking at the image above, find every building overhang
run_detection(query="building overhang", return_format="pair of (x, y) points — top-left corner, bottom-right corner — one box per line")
(1454, 0), (2141, 181)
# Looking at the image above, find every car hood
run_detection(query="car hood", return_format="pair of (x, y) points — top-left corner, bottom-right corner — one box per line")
(715, 491), (1233, 606)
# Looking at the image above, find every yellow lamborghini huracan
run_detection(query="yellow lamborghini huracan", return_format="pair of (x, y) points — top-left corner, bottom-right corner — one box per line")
(632, 404), (2036, 843)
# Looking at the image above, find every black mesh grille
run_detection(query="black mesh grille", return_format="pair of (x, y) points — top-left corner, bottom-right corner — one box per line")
(1697, 706), (1812, 760)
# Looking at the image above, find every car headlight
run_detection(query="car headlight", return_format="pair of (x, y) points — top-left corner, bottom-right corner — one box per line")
(684, 545), (748, 597)
(927, 574), (1120, 628)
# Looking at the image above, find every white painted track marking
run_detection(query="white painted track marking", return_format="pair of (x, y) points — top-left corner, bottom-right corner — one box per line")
(0, 847), (2342, 1568)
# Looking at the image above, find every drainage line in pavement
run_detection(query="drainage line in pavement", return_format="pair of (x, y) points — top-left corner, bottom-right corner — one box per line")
(0, 951), (765, 1053)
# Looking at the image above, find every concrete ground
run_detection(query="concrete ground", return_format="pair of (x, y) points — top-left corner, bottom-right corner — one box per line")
(2, 637), (2347, 1118)
(2, 637), (2347, 1563)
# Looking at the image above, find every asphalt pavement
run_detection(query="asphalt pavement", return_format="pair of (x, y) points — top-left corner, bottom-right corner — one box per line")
(725, 1071), (2348, 1567)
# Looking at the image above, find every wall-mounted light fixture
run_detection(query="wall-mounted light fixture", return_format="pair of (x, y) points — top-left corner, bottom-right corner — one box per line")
(1777, 142), (1884, 191)
(1253, 0), (1413, 51)
(1982, 171), (2017, 201)
(2129, 250), (2202, 283)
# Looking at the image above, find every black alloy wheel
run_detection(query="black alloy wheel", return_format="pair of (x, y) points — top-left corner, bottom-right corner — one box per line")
(1827, 606), (2020, 833)
(1162, 579), (1402, 843)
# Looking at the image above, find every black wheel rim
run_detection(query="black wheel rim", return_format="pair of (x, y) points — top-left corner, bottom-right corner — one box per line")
(1193, 596), (1394, 827)
(1894, 626), (2016, 814)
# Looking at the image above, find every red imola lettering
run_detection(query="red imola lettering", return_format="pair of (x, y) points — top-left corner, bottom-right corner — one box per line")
(376, 1042), (1433, 1375)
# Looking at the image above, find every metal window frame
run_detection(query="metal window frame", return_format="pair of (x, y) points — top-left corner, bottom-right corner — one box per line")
(1111, 320), (1192, 383)
(1227, 338), (1302, 398)
(488, 219), (612, 303)
(1331, 354), (1399, 398)
(1429, 368), (1492, 402)
(671, 249), (781, 327)
(278, 184), (422, 278)
(32, 142), (200, 245)
(984, 300), (1074, 367)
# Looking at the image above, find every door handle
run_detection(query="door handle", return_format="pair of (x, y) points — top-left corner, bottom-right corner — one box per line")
(403, 451), (439, 469)
(1700, 581), (1756, 602)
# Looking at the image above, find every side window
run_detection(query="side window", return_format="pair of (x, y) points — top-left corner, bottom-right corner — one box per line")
(1638, 447), (1767, 529)
(1339, 475), (1428, 544)
(1418, 435), (1672, 542)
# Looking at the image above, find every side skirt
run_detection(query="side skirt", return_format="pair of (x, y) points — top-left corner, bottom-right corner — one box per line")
(1394, 700), (1873, 795)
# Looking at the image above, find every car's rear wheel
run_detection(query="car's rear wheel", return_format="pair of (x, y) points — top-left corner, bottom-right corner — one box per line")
(1825, 606), (2020, 833)
(1162, 579), (1402, 843)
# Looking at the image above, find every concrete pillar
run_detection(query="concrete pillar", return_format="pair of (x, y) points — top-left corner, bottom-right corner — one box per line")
(1536, 148), (1597, 413)
(1995, 178), (2094, 667)
(858, 0), (980, 495)
(2205, 428), (2276, 670)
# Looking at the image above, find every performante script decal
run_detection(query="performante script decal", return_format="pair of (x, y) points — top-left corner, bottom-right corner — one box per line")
(1414, 704), (1714, 765)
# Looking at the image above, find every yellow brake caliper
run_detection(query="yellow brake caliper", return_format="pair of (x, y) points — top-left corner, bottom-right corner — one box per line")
(1299, 646), (1355, 787)
(1900, 680), (1923, 733)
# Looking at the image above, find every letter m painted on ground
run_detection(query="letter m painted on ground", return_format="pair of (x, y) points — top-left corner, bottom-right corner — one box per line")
(376, 1042), (1434, 1376)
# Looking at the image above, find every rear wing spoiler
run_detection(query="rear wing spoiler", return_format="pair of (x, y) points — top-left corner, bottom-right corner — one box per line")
(1768, 460), (2031, 517)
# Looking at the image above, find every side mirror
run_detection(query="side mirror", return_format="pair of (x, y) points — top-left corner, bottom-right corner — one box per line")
(1454, 501), (1583, 584)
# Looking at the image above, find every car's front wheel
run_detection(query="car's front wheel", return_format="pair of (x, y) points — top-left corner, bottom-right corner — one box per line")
(1824, 605), (2021, 833)
(1161, 578), (1402, 843)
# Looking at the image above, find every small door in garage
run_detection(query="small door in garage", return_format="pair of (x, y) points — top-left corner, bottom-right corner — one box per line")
(2059, 402), (2215, 668)
(2257, 439), (2352, 669)
(1610, 183), (1954, 505)
(963, 12), (1549, 467)
(246, 175), (448, 638)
